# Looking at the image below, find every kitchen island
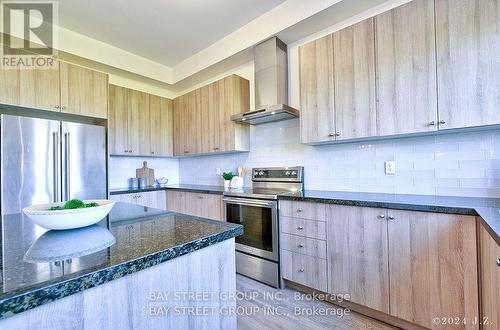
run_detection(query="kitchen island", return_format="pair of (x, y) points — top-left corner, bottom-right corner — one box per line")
(0, 202), (242, 329)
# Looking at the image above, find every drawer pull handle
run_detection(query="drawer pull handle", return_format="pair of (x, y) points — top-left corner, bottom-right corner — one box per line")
(387, 216), (395, 221)
(298, 269), (304, 272)
(296, 208), (303, 213)
(378, 214), (385, 219)
(297, 226), (304, 230)
(496, 258), (500, 266)
(297, 244), (304, 248)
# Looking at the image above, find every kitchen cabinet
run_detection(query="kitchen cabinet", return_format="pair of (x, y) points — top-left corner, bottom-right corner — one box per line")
(110, 191), (166, 210)
(172, 75), (250, 156)
(165, 190), (224, 221)
(149, 95), (173, 157)
(479, 222), (500, 328)
(326, 205), (389, 314)
(0, 64), (60, 112)
(0, 61), (108, 118)
(59, 62), (108, 119)
(375, 0), (438, 135)
(333, 19), (376, 140)
(299, 35), (335, 144)
(387, 210), (478, 329)
(435, 0), (500, 130)
(109, 85), (173, 157)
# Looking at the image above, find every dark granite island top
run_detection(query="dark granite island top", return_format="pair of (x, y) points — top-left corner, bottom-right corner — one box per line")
(0, 202), (242, 320)
(280, 190), (500, 243)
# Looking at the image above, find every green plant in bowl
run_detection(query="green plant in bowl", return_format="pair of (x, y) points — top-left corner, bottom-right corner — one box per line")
(49, 199), (99, 211)
(222, 172), (235, 181)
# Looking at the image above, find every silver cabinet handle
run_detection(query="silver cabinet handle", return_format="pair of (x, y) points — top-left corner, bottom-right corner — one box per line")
(496, 258), (500, 266)
(297, 226), (304, 230)
(298, 269), (304, 272)
(61, 106), (66, 110)
(214, 147), (220, 151)
(54, 105), (60, 109)
(296, 208), (303, 213)
(429, 121), (436, 126)
(378, 214), (385, 219)
(439, 120), (446, 124)
(388, 216), (395, 221)
(328, 133), (335, 137)
(297, 244), (304, 248)
(335, 132), (341, 137)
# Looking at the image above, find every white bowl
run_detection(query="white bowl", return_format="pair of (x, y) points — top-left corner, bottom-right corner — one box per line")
(22, 200), (115, 230)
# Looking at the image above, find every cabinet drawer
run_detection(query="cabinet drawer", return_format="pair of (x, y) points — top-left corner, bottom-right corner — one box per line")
(280, 216), (326, 240)
(281, 250), (327, 292)
(279, 200), (326, 221)
(280, 233), (327, 259)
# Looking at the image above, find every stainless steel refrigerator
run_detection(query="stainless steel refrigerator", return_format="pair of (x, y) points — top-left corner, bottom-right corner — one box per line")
(0, 114), (106, 215)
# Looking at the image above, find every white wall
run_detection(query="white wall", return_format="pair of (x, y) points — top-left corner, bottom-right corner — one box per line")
(179, 120), (500, 197)
(109, 157), (179, 189)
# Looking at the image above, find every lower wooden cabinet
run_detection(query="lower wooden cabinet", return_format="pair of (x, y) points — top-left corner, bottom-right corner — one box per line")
(110, 191), (166, 210)
(280, 201), (481, 329)
(387, 210), (478, 329)
(326, 205), (390, 314)
(165, 190), (223, 221)
(479, 222), (500, 328)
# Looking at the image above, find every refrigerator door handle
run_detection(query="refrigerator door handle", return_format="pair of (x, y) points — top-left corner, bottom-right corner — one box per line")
(64, 132), (71, 201)
(52, 131), (60, 203)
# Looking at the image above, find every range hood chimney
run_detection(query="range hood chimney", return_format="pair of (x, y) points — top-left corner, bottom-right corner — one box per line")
(231, 37), (299, 125)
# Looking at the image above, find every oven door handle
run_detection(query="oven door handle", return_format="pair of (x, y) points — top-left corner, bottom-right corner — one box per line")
(223, 197), (276, 208)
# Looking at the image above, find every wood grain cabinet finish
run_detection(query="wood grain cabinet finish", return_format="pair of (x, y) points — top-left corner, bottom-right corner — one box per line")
(326, 205), (390, 314)
(375, 0), (438, 135)
(299, 35), (335, 143)
(109, 191), (166, 210)
(478, 222), (500, 328)
(0, 64), (60, 111)
(333, 19), (377, 140)
(387, 210), (478, 329)
(165, 190), (223, 221)
(435, 0), (500, 130)
(0, 61), (108, 118)
(172, 75), (250, 156)
(280, 233), (327, 259)
(280, 216), (326, 240)
(59, 62), (108, 119)
(281, 250), (328, 292)
(108, 85), (173, 157)
(279, 200), (326, 221)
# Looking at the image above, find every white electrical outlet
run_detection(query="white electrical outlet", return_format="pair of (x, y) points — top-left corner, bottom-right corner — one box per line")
(385, 161), (396, 175)
(216, 168), (222, 176)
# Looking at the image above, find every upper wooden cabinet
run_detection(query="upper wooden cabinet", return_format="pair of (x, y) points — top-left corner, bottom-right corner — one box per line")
(172, 74), (250, 156)
(375, 0), (438, 135)
(299, 35), (335, 144)
(59, 62), (108, 119)
(435, 0), (500, 130)
(108, 85), (173, 157)
(299, 0), (500, 144)
(334, 19), (376, 140)
(0, 61), (108, 118)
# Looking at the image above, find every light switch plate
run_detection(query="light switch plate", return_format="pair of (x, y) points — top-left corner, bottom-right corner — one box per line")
(385, 161), (396, 175)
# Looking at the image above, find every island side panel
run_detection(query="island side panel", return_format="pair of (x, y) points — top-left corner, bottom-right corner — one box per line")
(0, 239), (237, 330)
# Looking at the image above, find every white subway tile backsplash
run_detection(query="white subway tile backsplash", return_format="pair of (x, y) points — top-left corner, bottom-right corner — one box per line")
(175, 120), (500, 198)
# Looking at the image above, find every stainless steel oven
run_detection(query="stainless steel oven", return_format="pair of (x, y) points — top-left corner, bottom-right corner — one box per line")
(223, 166), (303, 288)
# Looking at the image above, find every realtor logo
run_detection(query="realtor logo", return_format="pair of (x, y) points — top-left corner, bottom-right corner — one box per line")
(1, 1), (58, 68)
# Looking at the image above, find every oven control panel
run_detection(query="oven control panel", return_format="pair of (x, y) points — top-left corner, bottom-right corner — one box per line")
(252, 166), (303, 182)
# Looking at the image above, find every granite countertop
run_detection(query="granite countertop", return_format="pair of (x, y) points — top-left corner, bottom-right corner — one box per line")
(280, 190), (500, 243)
(0, 202), (242, 319)
(109, 184), (226, 195)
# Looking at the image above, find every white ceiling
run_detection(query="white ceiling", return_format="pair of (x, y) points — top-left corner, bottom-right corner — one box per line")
(58, 0), (285, 67)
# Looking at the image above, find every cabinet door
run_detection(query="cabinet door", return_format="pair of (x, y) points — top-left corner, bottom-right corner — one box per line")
(0, 66), (60, 111)
(299, 35), (335, 143)
(166, 190), (185, 213)
(173, 95), (186, 156)
(200, 85), (211, 153)
(375, 0), (438, 135)
(183, 91), (198, 155)
(388, 210), (478, 329)
(219, 77), (237, 152)
(127, 89), (149, 156)
(326, 205), (390, 313)
(333, 19), (377, 140)
(436, 0), (500, 129)
(59, 62), (108, 119)
(150, 95), (173, 157)
(108, 85), (129, 155)
(208, 82), (221, 152)
(479, 223), (500, 328)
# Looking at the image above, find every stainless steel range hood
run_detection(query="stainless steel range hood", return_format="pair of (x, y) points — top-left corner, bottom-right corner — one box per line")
(231, 37), (299, 125)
